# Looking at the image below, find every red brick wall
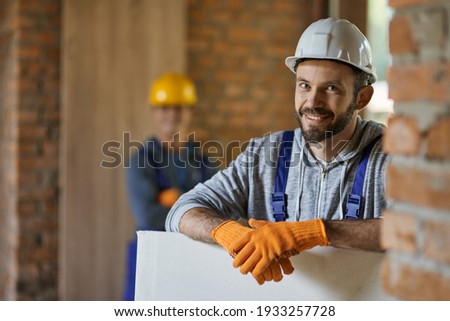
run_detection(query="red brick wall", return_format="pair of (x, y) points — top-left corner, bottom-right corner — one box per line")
(0, 0), (60, 300)
(381, 0), (450, 300)
(0, 0), (19, 301)
(187, 0), (314, 163)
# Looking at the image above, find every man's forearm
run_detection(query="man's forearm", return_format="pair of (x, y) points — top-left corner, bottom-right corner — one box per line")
(179, 208), (383, 251)
(179, 207), (228, 243)
(323, 218), (383, 252)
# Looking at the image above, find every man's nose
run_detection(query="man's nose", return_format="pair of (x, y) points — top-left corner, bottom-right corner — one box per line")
(305, 89), (325, 108)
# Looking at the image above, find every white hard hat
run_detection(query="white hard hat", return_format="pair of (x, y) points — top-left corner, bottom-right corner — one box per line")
(285, 17), (377, 84)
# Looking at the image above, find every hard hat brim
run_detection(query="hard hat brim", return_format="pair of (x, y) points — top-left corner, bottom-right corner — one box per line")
(285, 56), (377, 84)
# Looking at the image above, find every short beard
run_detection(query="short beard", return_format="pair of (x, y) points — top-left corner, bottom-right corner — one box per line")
(295, 103), (356, 143)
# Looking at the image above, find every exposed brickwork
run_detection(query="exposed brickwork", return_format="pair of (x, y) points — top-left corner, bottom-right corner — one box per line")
(0, 0), (20, 301)
(187, 0), (313, 163)
(389, 16), (418, 54)
(383, 115), (420, 156)
(381, 210), (417, 254)
(423, 219), (450, 265)
(382, 0), (450, 300)
(426, 117), (450, 160)
(386, 162), (450, 210)
(0, 0), (60, 300)
(382, 257), (450, 300)
(388, 63), (450, 102)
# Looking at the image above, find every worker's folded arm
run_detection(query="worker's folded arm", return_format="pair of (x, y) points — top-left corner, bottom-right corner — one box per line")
(165, 139), (258, 233)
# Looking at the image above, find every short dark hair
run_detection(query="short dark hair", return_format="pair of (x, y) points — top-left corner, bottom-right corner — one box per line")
(293, 58), (371, 100)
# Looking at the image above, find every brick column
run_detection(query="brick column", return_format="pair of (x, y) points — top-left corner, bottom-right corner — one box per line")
(381, 0), (450, 300)
(0, 0), (60, 300)
(0, 0), (19, 301)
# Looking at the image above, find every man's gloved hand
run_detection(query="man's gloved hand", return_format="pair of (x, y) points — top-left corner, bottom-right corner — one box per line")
(257, 257), (293, 284)
(248, 220), (294, 282)
(158, 188), (180, 207)
(231, 219), (329, 278)
(211, 220), (294, 284)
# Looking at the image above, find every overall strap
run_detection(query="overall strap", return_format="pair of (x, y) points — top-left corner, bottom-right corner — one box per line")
(150, 138), (208, 191)
(272, 130), (295, 222)
(148, 138), (171, 190)
(345, 135), (383, 219)
(187, 141), (209, 183)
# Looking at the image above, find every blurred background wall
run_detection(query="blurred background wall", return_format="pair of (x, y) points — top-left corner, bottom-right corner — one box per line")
(60, 0), (189, 300)
(0, 0), (449, 301)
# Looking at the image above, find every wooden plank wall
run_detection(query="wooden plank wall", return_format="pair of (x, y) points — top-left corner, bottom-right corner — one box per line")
(61, 0), (186, 300)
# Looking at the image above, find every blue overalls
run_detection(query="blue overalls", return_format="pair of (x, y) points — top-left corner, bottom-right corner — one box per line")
(123, 139), (209, 300)
(272, 130), (382, 222)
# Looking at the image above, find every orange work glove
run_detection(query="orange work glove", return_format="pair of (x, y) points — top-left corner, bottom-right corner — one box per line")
(246, 220), (295, 281)
(231, 219), (329, 278)
(211, 220), (294, 284)
(158, 188), (180, 207)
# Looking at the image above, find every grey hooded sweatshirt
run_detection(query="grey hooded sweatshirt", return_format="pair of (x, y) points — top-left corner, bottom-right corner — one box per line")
(165, 117), (390, 232)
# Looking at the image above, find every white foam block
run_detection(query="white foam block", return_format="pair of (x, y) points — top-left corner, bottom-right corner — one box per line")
(135, 231), (394, 301)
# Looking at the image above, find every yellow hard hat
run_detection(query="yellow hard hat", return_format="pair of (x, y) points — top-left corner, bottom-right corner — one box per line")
(149, 72), (198, 107)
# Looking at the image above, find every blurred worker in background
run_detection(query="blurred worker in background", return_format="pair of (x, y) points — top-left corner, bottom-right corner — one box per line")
(165, 18), (390, 285)
(123, 72), (217, 300)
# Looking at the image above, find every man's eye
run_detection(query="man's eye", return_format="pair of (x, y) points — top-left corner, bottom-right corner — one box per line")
(326, 85), (338, 91)
(298, 83), (310, 89)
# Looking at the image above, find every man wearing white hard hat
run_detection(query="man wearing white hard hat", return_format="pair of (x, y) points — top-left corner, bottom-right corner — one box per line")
(165, 18), (390, 285)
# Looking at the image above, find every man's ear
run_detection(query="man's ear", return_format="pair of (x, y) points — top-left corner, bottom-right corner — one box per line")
(355, 85), (374, 111)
